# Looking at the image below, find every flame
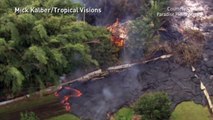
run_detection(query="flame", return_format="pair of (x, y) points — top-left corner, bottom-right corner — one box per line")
(107, 19), (127, 47)
(54, 86), (82, 111)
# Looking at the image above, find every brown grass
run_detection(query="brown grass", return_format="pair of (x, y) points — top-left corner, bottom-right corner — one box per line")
(146, 29), (205, 65)
(183, 29), (205, 44)
(173, 41), (203, 65)
(173, 29), (205, 65)
(146, 41), (173, 55)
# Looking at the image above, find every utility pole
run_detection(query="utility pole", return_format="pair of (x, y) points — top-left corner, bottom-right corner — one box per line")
(83, 4), (86, 22)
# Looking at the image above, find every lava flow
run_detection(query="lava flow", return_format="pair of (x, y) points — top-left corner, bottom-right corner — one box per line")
(55, 86), (82, 111)
(107, 19), (128, 47)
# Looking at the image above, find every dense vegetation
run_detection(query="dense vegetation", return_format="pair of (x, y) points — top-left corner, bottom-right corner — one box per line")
(0, 0), (118, 98)
(111, 92), (171, 120)
(113, 100), (211, 120)
(133, 92), (171, 120)
(114, 107), (134, 120)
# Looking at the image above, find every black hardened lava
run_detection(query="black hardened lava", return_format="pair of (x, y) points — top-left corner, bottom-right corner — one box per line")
(65, 55), (212, 120)
(59, 38), (213, 120)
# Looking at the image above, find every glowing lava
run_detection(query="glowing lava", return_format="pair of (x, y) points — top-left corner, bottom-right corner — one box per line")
(55, 86), (82, 111)
(107, 19), (128, 47)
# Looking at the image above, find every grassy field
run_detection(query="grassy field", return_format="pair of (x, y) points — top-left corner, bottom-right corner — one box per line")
(0, 94), (69, 120)
(0, 95), (56, 114)
(47, 114), (80, 120)
(170, 101), (212, 120)
(113, 107), (134, 120)
(112, 101), (213, 120)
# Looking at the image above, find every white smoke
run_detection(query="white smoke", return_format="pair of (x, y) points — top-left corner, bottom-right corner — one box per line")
(102, 87), (114, 100)
(71, 0), (83, 4)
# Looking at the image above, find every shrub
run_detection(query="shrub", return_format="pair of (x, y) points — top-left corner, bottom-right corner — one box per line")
(20, 112), (39, 120)
(133, 92), (171, 120)
(114, 108), (134, 120)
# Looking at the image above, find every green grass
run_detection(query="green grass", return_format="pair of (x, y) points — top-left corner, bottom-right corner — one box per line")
(47, 114), (80, 120)
(171, 101), (212, 120)
(0, 94), (80, 120)
(0, 95), (56, 114)
(114, 107), (134, 120)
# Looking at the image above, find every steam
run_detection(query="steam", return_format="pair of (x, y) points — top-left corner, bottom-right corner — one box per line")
(102, 87), (114, 100)
(80, 0), (144, 25)
(71, 0), (83, 4)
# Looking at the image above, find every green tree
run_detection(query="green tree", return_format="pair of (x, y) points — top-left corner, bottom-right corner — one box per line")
(127, 0), (169, 58)
(133, 92), (171, 120)
(115, 108), (134, 120)
(0, 0), (118, 97)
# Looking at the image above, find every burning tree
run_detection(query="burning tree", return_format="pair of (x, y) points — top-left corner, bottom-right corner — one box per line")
(107, 19), (128, 47)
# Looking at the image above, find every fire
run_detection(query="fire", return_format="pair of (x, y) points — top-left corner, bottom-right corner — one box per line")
(55, 86), (82, 111)
(107, 19), (128, 47)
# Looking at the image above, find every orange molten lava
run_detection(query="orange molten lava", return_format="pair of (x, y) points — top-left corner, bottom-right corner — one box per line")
(107, 19), (127, 47)
(54, 86), (82, 111)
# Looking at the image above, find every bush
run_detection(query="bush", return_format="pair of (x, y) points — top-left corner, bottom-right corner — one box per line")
(20, 112), (39, 120)
(114, 108), (134, 120)
(133, 92), (171, 120)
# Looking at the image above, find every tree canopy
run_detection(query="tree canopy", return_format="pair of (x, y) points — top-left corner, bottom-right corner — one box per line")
(133, 92), (171, 120)
(0, 0), (118, 97)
